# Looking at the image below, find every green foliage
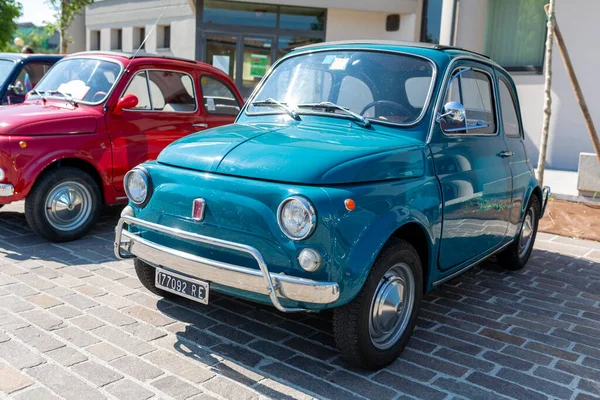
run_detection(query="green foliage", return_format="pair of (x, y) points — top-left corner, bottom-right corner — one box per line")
(7, 27), (59, 54)
(46, 0), (94, 52)
(0, 0), (22, 51)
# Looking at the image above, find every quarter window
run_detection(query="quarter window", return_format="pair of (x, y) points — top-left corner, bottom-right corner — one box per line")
(499, 78), (521, 138)
(122, 70), (196, 112)
(442, 68), (496, 134)
(200, 76), (241, 116)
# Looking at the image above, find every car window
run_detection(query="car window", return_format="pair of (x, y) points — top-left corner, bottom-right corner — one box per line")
(499, 78), (521, 138)
(16, 63), (52, 93)
(122, 70), (196, 112)
(442, 68), (496, 134)
(405, 77), (431, 108)
(123, 72), (151, 110)
(338, 75), (373, 116)
(200, 75), (241, 116)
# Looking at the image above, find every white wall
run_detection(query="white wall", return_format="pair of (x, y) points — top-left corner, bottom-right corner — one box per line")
(451, 0), (598, 171)
(66, 11), (86, 53)
(326, 8), (418, 42)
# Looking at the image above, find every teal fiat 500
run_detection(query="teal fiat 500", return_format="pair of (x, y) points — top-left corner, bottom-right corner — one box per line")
(115, 41), (550, 369)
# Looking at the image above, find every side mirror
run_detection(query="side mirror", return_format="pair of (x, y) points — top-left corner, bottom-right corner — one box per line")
(437, 101), (467, 132)
(114, 94), (138, 114)
(8, 81), (24, 95)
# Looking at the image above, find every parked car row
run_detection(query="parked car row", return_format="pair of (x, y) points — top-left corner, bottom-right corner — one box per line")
(1, 42), (550, 370)
(0, 51), (242, 241)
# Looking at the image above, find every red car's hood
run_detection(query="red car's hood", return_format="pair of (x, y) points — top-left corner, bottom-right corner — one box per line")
(0, 101), (98, 136)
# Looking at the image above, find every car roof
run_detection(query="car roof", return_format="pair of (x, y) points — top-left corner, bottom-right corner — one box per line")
(69, 51), (198, 64)
(294, 40), (492, 62)
(0, 53), (64, 62)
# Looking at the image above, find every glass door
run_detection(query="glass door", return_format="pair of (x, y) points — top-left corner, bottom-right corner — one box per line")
(240, 36), (273, 99)
(205, 33), (238, 80)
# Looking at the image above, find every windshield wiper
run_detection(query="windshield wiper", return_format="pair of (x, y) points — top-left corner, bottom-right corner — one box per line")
(251, 98), (300, 121)
(46, 89), (77, 106)
(31, 88), (47, 103)
(297, 101), (371, 128)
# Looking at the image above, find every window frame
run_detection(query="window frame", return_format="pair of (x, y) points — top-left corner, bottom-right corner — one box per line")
(199, 74), (242, 116)
(120, 68), (198, 114)
(497, 76), (523, 139)
(441, 66), (499, 137)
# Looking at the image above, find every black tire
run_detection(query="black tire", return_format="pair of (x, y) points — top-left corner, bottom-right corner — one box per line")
(134, 259), (168, 296)
(25, 167), (101, 242)
(497, 195), (540, 271)
(333, 238), (423, 370)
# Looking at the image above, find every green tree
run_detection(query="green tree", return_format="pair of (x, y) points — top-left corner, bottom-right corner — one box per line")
(0, 0), (22, 51)
(47, 0), (93, 53)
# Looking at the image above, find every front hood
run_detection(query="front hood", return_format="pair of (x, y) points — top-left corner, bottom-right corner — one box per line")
(158, 122), (425, 185)
(0, 101), (97, 136)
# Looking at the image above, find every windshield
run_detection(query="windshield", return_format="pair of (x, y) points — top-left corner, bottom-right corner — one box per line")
(0, 59), (15, 86)
(34, 58), (121, 104)
(247, 50), (435, 125)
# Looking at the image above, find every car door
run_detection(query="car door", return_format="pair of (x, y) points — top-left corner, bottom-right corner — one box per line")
(496, 71), (530, 239)
(3, 61), (53, 104)
(199, 74), (243, 128)
(430, 61), (513, 270)
(105, 68), (207, 193)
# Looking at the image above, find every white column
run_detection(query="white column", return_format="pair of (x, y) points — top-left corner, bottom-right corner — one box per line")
(439, 0), (457, 46)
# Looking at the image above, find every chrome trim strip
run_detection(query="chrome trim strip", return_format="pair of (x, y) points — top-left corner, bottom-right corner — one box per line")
(432, 239), (513, 287)
(114, 216), (339, 312)
(0, 184), (14, 197)
(541, 186), (551, 218)
(242, 47), (438, 128)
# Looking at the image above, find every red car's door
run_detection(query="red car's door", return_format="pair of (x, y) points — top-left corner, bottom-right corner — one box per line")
(199, 74), (243, 128)
(105, 68), (207, 193)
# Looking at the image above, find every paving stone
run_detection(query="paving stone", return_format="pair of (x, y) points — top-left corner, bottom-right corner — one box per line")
(11, 325), (64, 352)
(122, 305), (175, 326)
(433, 376), (507, 400)
(121, 321), (167, 341)
(0, 340), (45, 369)
(533, 366), (575, 386)
(374, 371), (447, 400)
(86, 342), (127, 362)
(27, 363), (104, 400)
(2, 295), (35, 312)
(209, 324), (254, 344)
(70, 315), (105, 331)
(144, 349), (215, 384)
(210, 359), (263, 386)
(400, 349), (468, 377)
(25, 293), (63, 309)
(433, 347), (495, 372)
(45, 346), (88, 366)
(71, 360), (123, 387)
(54, 326), (100, 348)
(88, 305), (137, 326)
(4, 283), (39, 297)
(12, 387), (61, 400)
(329, 370), (397, 399)
(254, 378), (314, 400)
(501, 344), (554, 366)
(211, 343), (264, 368)
(249, 339), (296, 360)
(170, 323), (223, 348)
(105, 379), (154, 400)
(94, 293), (134, 309)
(497, 367), (573, 399)
(48, 305), (82, 319)
(110, 355), (163, 381)
(19, 309), (66, 331)
(0, 362), (34, 393)
(202, 376), (260, 400)
(466, 371), (547, 400)
(74, 284), (106, 297)
(281, 337), (338, 361)
(151, 375), (202, 399)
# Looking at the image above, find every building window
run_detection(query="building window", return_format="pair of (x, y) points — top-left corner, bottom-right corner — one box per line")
(203, 0), (277, 28)
(158, 25), (171, 49)
(134, 26), (145, 50)
(279, 6), (324, 31)
(485, 0), (547, 73)
(420, 0), (443, 44)
(111, 28), (122, 50)
(90, 30), (100, 50)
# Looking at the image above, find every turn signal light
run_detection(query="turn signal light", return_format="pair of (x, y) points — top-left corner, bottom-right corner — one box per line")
(345, 199), (356, 211)
(19, 141), (27, 149)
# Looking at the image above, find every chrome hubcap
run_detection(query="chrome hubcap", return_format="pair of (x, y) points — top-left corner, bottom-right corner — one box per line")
(369, 263), (415, 350)
(519, 208), (535, 258)
(45, 181), (92, 231)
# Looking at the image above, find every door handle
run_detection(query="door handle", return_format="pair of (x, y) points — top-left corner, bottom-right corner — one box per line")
(192, 123), (208, 128)
(498, 151), (514, 158)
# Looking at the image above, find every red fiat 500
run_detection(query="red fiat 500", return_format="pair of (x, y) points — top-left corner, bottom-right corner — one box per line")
(0, 51), (243, 242)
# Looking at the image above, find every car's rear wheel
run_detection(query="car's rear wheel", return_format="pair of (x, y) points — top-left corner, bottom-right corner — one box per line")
(134, 259), (168, 297)
(497, 195), (540, 270)
(333, 238), (423, 370)
(25, 167), (101, 242)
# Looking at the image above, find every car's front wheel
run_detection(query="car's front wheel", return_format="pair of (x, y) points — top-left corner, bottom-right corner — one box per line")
(25, 167), (101, 242)
(333, 238), (423, 370)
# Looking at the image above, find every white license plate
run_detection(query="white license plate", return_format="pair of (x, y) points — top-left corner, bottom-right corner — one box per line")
(155, 268), (209, 305)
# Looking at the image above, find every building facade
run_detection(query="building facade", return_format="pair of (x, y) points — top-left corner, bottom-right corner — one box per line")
(78, 0), (597, 171)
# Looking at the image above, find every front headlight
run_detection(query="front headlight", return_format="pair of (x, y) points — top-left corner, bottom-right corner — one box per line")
(124, 168), (151, 206)
(277, 196), (316, 240)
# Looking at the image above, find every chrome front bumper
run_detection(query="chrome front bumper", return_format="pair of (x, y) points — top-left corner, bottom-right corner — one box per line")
(541, 186), (551, 217)
(114, 216), (340, 312)
(0, 184), (14, 197)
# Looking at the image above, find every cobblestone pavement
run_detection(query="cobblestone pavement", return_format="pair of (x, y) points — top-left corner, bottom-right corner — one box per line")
(0, 201), (599, 400)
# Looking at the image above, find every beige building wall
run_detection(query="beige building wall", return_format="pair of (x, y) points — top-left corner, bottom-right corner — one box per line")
(325, 8), (418, 42)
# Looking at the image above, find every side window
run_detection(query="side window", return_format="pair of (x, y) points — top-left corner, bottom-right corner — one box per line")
(147, 70), (196, 112)
(200, 76), (241, 116)
(499, 79), (521, 138)
(122, 71), (151, 110)
(16, 63), (52, 92)
(442, 68), (496, 134)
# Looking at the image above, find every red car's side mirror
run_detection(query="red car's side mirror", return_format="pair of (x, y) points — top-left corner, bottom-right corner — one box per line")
(114, 94), (138, 114)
